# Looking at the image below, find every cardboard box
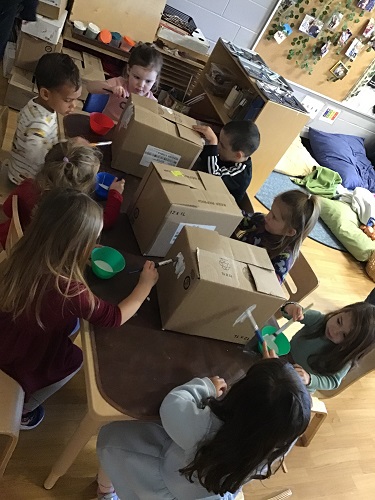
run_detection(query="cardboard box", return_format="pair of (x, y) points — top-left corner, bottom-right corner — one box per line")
(128, 163), (243, 257)
(37, 0), (68, 20)
(21, 10), (67, 44)
(3, 42), (16, 79)
(80, 53), (105, 101)
(4, 68), (37, 111)
(111, 94), (203, 177)
(15, 32), (62, 72)
(157, 226), (287, 344)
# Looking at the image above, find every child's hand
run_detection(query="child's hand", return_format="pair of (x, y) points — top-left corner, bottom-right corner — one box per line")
(139, 260), (158, 289)
(112, 85), (127, 98)
(262, 340), (278, 359)
(192, 125), (218, 145)
(109, 177), (125, 194)
(209, 376), (227, 397)
(284, 303), (304, 321)
(293, 364), (311, 385)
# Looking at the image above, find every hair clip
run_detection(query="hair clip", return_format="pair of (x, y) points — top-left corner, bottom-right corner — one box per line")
(63, 156), (69, 163)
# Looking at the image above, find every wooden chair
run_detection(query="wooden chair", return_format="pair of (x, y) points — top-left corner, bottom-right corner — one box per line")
(298, 396), (327, 447)
(5, 195), (23, 256)
(0, 370), (24, 477)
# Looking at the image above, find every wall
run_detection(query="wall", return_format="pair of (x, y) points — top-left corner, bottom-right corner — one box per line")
(167, 0), (375, 144)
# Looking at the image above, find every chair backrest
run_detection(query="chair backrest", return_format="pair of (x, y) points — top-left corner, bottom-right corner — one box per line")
(5, 195), (23, 255)
(282, 251), (319, 304)
(82, 93), (110, 113)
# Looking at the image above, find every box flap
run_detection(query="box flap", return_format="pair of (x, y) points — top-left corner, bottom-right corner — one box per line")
(248, 264), (286, 299)
(196, 248), (253, 291)
(81, 53), (104, 81)
(176, 123), (204, 146)
(227, 238), (275, 270)
(158, 105), (202, 146)
(131, 93), (159, 113)
(197, 171), (235, 196)
(153, 163), (203, 189)
(190, 189), (242, 215)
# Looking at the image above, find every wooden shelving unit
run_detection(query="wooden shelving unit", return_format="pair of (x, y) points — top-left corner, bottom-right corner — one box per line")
(189, 38), (310, 197)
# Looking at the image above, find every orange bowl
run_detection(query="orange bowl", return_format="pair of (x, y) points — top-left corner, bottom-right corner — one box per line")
(89, 112), (114, 136)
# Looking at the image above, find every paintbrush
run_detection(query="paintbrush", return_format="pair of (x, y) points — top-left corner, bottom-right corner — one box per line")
(128, 257), (178, 274)
(233, 304), (264, 348)
(90, 141), (112, 147)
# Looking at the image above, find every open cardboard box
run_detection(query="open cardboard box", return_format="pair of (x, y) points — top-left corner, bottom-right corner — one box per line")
(157, 226), (287, 344)
(128, 162), (243, 257)
(111, 94), (204, 177)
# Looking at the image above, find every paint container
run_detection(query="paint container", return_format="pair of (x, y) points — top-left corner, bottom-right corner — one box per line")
(224, 85), (241, 110)
(85, 23), (100, 40)
(72, 20), (87, 36)
(110, 32), (122, 48)
(98, 29), (112, 45)
(120, 35), (135, 52)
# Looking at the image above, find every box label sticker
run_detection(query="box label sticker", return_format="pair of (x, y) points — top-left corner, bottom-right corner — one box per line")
(140, 145), (181, 167)
(170, 222), (216, 245)
(171, 170), (184, 177)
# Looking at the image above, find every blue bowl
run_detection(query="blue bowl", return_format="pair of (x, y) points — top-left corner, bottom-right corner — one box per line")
(96, 172), (116, 200)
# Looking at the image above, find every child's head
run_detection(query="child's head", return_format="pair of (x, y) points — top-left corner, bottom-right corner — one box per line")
(309, 302), (375, 374)
(126, 42), (163, 97)
(181, 359), (310, 495)
(0, 189), (102, 325)
(264, 190), (320, 259)
(35, 53), (82, 115)
(36, 139), (102, 193)
(218, 120), (260, 162)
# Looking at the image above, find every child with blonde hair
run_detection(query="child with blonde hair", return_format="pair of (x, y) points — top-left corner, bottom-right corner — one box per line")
(0, 139), (124, 249)
(234, 189), (321, 283)
(86, 42), (163, 122)
(0, 189), (158, 429)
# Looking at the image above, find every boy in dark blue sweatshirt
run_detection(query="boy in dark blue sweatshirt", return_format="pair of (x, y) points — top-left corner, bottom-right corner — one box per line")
(193, 120), (260, 205)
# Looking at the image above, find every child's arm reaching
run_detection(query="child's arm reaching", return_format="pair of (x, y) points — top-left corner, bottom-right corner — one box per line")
(85, 79), (126, 98)
(294, 363), (351, 391)
(103, 178), (125, 229)
(159, 377), (219, 450)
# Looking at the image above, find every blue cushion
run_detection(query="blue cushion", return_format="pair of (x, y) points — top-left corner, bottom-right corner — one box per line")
(309, 128), (375, 191)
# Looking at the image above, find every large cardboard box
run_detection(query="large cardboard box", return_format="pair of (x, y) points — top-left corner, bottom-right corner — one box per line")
(37, 0), (68, 20)
(111, 94), (203, 177)
(157, 226), (287, 344)
(4, 68), (37, 111)
(80, 53), (105, 101)
(3, 42), (16, 79)
(128, 163), (243, 257)
(15, 32), (63, 73)
(21, 10), (67, 44)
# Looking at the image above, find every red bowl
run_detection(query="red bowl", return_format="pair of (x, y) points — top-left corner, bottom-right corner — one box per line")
(89, 112), (114, 136)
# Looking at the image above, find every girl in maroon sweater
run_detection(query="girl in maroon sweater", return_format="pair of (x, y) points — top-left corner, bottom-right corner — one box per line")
(0, 189), (158, 429)
(0, 139), (124, 249)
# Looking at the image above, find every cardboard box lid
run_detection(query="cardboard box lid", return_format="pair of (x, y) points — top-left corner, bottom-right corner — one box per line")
(152, 163), (241, 214)
(81, 53), (104, 81)
(158, 105), (202, 146)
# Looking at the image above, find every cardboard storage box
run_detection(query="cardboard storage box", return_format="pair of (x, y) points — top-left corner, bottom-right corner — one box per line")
(3, 42), (16, 79)
(157, 226), (287, 344)
(80, 53), (105, 101)
(4, 68), (37, 111)
(111, 94), (203, 177)
(21, 10), (67, 44)
(15, 32), (62, 73)
(128, 162), (243, 257)
(37, 0), (68, 20)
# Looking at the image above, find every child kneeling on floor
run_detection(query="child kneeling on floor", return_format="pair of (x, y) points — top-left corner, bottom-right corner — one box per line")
(0, 189), (158, 429)
(96, 347), (310, 500)
(283, 301), (375, 392)
(234, 189), (320, 283)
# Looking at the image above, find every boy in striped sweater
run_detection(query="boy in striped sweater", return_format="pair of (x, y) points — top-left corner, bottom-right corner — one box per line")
(193, 120), (260, 205)
(7, 53), (82, 185)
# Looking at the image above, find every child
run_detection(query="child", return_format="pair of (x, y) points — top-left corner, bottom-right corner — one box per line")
(0, 139), (125, 249)
(96, 352), (311, 500)
(282, 301), (375, 392)
(7, 53), (82, 185)
(0, 189), (158, 429)
(86, 42), (163, 122)
(193, 121), (260, 205)
(234, 190), (320, 283)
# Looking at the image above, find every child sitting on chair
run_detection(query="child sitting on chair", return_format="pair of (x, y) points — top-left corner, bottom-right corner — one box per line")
(234, 190), (320, 283)
(7, 53), (82, 185)
(193, 120), (260, 205)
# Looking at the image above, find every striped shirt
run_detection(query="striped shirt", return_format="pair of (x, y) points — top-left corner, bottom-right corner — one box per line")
(7, 98), (58, 185)
(198, 144), (252, 204)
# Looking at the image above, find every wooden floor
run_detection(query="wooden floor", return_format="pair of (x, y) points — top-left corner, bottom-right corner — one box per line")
(1, 73), (375, 499)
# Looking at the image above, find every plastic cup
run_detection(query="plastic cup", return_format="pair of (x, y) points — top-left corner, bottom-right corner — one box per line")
(91, 246), (125, 279)
(95, 172), (116, 200)
(258, 325), (291, 356)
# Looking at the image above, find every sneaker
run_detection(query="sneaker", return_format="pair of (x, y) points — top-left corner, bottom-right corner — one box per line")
(97, 491), (119, 500)
(20, 405), (45, 430)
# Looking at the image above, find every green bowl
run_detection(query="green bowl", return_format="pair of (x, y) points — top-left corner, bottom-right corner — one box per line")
(91, 246), (125, 279)
(258, 325), (291, 356)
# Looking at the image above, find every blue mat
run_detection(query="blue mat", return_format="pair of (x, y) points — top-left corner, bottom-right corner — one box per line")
(255, 172), (347, 252)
